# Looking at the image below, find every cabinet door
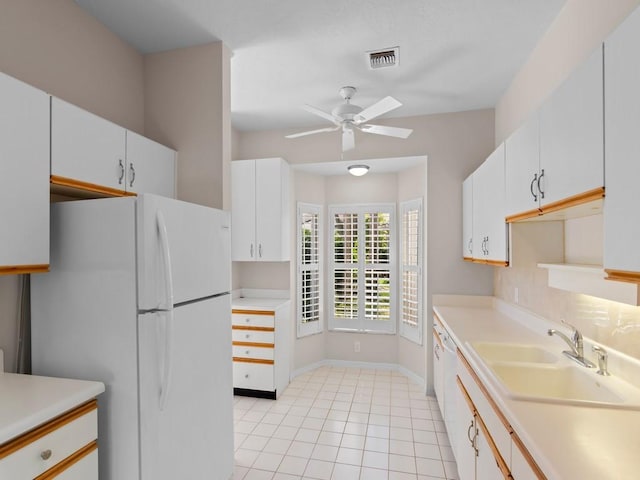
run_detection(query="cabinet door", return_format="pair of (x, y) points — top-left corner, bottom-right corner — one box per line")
(0, 72), (49, 272)
(462, 175), (473, 259)
(539, 46), (604, 207)
(125, 131), (176, 197)
(231, 160), (257, 261)
(433, 332), (444, 417)
(604, 5), (640, 275)
(505, 113), (540, 219)
(255, 158), (290, 261)
(473, 144), (507, 264)
(455, 381), (476, 480)
(51, 97), (126, 192)
(476, 421), (508, 480)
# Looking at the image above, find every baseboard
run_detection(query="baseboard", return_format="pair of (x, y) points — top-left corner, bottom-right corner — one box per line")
(291, 359), (426, 391)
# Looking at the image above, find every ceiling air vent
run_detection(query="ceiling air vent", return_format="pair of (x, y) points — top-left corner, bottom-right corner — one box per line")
(367, 47), (399, 70)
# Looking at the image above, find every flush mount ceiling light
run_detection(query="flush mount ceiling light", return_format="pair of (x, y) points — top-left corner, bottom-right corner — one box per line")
(348, 165), (369, 177)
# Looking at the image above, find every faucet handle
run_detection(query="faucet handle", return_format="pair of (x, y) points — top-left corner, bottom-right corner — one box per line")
(561, 320), (581, 343)
(592, 345), (611, 376)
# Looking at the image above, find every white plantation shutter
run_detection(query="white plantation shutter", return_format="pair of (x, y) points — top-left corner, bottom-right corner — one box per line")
(329, 205), (396, 333)
(297, 203), (322, 337)
(400, 198), (423, 344)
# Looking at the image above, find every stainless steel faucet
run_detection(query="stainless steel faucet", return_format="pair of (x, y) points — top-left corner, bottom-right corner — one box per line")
(547, 324), (596, 368)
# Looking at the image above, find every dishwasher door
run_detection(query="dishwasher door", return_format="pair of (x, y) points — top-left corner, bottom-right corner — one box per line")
(441, 332), (458, 459)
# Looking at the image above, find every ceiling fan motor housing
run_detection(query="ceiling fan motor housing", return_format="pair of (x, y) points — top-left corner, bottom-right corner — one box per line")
(332, 103), (363, 121)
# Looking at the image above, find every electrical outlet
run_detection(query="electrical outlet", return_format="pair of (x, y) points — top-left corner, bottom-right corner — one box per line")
(514, 287), (519, 304)
(354, 341), (361, 353)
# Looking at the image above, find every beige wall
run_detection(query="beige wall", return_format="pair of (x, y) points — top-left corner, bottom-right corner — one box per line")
(144, 42), (231, 209)
(236, 108), (496, 388)
(494, 1), (640, 361)
(495, 0), (640, 143)
(0, 0), (145, 133)
(0, 0), (146, 372)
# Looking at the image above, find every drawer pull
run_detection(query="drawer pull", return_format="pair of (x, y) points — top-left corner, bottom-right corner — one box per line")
(244, 374), (249, 379)
(246, 318), (250, 322)
(245, 334), (250, 339)
(246, 350), (250, 355)
(40, 449), (52, 461)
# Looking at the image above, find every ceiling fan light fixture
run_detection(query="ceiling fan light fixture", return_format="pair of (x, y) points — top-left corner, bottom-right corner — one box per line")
(348, 164), (370, 177)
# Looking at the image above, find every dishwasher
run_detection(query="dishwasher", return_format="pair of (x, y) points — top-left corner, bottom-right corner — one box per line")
(433, 321), (458, 459)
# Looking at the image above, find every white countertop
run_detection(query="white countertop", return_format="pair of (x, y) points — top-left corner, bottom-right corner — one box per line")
(433, 298), (640, 480)
(0, 373), (105, 445)
(232, 297), (290, 311)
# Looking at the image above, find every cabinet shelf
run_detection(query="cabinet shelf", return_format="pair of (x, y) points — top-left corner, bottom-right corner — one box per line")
(537, 263), (640, 306)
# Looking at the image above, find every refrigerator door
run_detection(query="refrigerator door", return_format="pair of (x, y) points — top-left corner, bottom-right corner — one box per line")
(137, 194), (231, 310)
(137, 295), (234, 480)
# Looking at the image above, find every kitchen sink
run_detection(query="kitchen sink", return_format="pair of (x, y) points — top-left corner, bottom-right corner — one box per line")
(470, 341), (559, 364)
(489, 363), (625, 406)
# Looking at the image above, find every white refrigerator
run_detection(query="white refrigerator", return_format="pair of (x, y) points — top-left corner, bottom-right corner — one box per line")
(31, 194), (234, 480)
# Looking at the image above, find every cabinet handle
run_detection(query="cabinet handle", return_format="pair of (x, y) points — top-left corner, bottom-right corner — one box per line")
(245, 318), (250, 323)
(468, 238), (472, 255)
(434, 345), (440, 360)
(537, 169), (545, 199)
(129, 162), (136, 187)
(467, 420), (475, 446)
(118, 159), (125, 185)
(250, 244), (254, 258)
(530, 173), (538, 202)
(245, 334), (250, 339)
(40, 449), (52, 461)
(244, 374), (249, 379)
(245, 350), (250, 355)
(485, 236), (489, 255)
(258, 244), (263, 258)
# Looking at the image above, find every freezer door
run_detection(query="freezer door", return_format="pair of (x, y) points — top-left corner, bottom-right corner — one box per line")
(138, 295), (234, 480)
(137, 194), (231, 310)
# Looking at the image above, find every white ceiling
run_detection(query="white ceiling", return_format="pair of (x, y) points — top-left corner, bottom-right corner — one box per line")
(75, 0), (565, 132)
(293, 155), (427, 176)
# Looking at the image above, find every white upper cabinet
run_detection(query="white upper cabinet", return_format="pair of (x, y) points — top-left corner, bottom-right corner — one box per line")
(505, 113), (540, 219)
(232, 158), (290, 262)
(539, 45), (604, 208)
(51, 97), (127, 194)
(462, 175), (473, 259)
(125, 131), (176, 198)
(472, 144), (508, 265)
(603, 5), (640, 280)
(0, 72), (50, 274)
(51, 97), (176, 198)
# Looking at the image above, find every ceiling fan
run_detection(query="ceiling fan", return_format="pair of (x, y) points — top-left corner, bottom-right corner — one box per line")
(285, 86), (413, 152)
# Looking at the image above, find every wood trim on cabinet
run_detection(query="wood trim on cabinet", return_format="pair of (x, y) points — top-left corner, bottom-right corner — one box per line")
(540, 186), (605, 215)
(0, 264), (49, 275)
(463, 257), (474, 262)
(50, 175), (136, 198)
(457, 350), (513, 433)
(232, 325), (275, 332)
(233, 341), (275, 348)
(485, 259), (509, 267)
(512, 431), (548, 480)
(506, 208), (541, 223)
(0, 400), (97, 460)
(475, 413), (511, 479)
(232, 309), (276, 316)
(605, 269), (640, 284)
(433, 310), (444, 330)
(233, 357), (274, 365)
(34, 440), (97, 480)
(456, 376), (476, 413)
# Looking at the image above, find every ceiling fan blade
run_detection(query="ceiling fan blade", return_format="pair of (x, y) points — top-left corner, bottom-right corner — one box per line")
(303, 104), (338, 123)
(285, 126), (339, 139)
(354, 96), (402, 123)
(358, 124), (413, 139)
(342, 128), (355, 152)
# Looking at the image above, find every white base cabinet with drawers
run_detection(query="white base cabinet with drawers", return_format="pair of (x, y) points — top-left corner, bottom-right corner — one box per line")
(0, 401), (99, 480)
(231, 299), (291, 399)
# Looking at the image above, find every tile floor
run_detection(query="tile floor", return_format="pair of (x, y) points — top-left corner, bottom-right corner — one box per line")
(232, 366), (459, 480)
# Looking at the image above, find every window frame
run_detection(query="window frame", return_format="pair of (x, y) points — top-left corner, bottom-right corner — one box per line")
(296, 203), (323, 338)
(328, 203), (397, 334)
(399, 198), (423, 344)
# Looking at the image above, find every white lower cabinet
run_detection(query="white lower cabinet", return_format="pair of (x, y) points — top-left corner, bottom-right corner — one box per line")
(0, 401), (99, 479)
(231, 301), (290, 399)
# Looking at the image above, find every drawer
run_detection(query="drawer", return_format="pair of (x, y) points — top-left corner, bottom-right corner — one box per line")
(0, 402), (98, 479)
(232, 329), (274, 344)
(233, 362), (275, 391)
(232, 311), (275, 328)
(233, 344), (274, 361)
(52, 447), (98, 480)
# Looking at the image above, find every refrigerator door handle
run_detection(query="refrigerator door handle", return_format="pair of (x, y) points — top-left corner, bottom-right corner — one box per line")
(157, 211), (174, 411)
